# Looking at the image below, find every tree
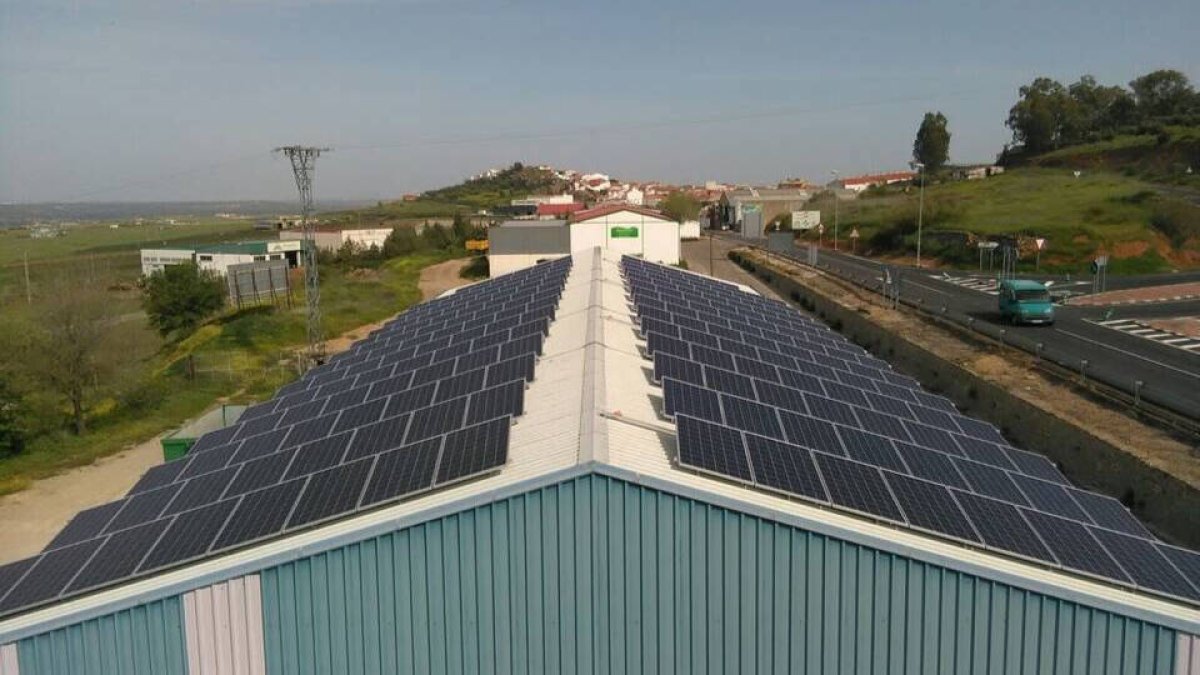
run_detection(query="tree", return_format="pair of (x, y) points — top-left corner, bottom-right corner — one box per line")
(913, 111), (951, 172)
(658, 191), (701, 224)
(451, 213), (474, 245)
(141, 263), (226, 338)
(1129, 69), (1196, 118)
(1006, 77), (1077, 153)
(0, 376), (26, 457)
(421, 223), (452, 249)
(1068, 75), (1137, 135)
(383, 227), (423, 257)
(28, 287), (118, 434)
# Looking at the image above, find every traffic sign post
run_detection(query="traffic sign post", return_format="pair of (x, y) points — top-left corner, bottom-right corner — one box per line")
(849, 227), (860, 254)
(1035, 237), (1046, 271)
(1091, 254), (1109, 294)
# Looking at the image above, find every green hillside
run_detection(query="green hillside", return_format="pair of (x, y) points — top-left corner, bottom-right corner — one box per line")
(805, 167), (1200, 274)
(333, 162), (572, 225)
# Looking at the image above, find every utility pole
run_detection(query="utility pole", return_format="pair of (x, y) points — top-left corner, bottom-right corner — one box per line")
(23, 251), (32, 304)
(830, 170), (840, 251)
(910, 161), (925, 267)
(275, 145), (331, 370)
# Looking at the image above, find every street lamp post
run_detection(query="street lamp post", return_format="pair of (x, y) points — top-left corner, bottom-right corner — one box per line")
(910, 161), (925, 268)
(830, 170), (840, 251)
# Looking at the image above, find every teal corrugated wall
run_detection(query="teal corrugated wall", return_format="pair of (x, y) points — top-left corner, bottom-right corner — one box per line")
(17, 595), (187, 675)
(260, 474), (1178, 675)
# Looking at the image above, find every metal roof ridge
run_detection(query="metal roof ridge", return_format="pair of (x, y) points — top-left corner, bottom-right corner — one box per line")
(579, 248), (609, 464)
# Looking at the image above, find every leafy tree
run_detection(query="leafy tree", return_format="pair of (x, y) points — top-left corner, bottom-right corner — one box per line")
(28, 286), (119, 434)
(383, 227), (423, 257)
(1129, 69), (1196, 118)
(421, 223), (453, 249)
(1068, 75), (1137, 135)
(451, 213), (474, 245)
(141, 263), (226, 338)
(658, 191), (701, 223)
(1006, 77), (1078, 153)
(0, 376), (26, 457)
(913, 111), (951, 172)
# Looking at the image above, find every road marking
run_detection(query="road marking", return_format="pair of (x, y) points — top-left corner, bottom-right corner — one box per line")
(1060, 326), (1200, 379)
(931, 274), (1000, 295)
(1084, 318), (1200, 354)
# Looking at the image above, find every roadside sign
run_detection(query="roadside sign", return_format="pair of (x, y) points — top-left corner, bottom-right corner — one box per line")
(977, 241), (999, 249)
(849, 228), (860, 239)
(1095, 255), (1109, 266)
(817, 223), (825, 235)
(791, 210), (821, 231)
(1035, 238), (1046, 250)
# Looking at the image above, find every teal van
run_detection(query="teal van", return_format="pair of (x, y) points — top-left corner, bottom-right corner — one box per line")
(998, 279), (1055, 325)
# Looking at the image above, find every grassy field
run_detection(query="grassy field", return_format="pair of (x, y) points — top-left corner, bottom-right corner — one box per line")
(804, 167), (1200, 273)
(0, 247), (458, 496)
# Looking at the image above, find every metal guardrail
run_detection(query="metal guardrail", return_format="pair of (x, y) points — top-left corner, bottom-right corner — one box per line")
(740, 245), (1200, 442)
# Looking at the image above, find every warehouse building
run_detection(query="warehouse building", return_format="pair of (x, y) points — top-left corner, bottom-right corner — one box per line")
(488, 205), (680, 276)
(0, 250), (1197, 674)
(278, 227), (392, 253)
(139, 240), (303, 277)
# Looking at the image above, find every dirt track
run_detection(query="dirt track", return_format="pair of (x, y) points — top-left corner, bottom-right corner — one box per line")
(0, 258), (476, 562)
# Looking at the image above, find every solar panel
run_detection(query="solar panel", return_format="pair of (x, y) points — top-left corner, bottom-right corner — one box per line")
(744, 433), (827, 501)
(675, 415), (753, 482)
(812, 453), (903, 521)
(361, 439), (440, 506)
(621, 255), (1191, 605)
(885, 472), (978, 542)
(0, 257), (571, 618)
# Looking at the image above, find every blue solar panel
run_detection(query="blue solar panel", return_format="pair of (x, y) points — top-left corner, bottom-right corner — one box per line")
(1, 257), (573, 618)
(622, 255), (1188, 605)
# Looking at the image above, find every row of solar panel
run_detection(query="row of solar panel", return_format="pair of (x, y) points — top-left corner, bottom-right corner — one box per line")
(0, 257), (573, 618)
(674, 415), (1200, 603)
(644, 319), (954, 416)
(619, 256), (1198, 607)
(55, 374), (528, 552)
(651, 340), (1007, 449)
(661, 378), (1151, 534)
(0, 415), (515, 615)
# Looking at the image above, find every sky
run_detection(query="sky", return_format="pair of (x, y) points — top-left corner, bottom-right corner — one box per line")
(1, 0), (1198, 203)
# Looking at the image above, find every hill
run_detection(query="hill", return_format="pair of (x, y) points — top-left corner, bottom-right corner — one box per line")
(805, 167), (1200, 274)
(1023, 126), (1200, 188)
(333, 163), (572, 225)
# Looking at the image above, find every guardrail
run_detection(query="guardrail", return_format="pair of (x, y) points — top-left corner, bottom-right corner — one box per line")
(738, 245), (1200, 441)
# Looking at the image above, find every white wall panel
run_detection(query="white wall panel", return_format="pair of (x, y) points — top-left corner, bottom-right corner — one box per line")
(184, 575), (265, 675)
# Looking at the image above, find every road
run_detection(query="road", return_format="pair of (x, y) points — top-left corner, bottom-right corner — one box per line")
(788, 245), (1200, 420)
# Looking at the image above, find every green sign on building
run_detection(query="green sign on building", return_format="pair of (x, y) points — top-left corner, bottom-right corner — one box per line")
(610, 226), (639, 238)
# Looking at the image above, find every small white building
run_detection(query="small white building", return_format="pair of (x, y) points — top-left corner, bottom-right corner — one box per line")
(141, 240), (303, 277)
(278, 227), (392, 253)
(487, 205), (681, 277)
(194, 241), (303, 275)
(140, 248), (195, 275)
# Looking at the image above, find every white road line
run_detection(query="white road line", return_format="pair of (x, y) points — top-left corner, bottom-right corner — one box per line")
(1162, 338), (1194, 345)
(1098, 319), (1137, 326)
(1054, 329), (1200, 377)
(1128, 329), (1157, 335)
(1182, 343), (1200, 351)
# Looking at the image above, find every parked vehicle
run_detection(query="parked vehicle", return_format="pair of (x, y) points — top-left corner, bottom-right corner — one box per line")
(998, 279), (1055, 325)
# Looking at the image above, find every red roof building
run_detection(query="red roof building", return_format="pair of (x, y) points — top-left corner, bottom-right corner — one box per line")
(536, 202), (585, 218)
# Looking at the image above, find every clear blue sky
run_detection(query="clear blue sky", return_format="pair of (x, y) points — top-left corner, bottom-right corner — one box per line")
(1, 0), (1197, 203)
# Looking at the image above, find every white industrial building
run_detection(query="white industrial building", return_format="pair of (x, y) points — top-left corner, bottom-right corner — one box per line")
(487, 205), (681, 276)
(278, 227), (392, 253)
(140, 240), (303, 277)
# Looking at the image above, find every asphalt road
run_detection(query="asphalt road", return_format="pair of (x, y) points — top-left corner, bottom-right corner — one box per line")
(788, 245), (1200, 420)
(696, 232), (1199, 420)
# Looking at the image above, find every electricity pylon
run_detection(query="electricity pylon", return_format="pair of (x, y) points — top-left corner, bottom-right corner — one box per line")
(275, 145), (331, 370)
